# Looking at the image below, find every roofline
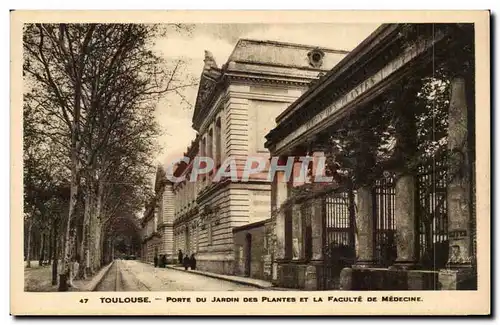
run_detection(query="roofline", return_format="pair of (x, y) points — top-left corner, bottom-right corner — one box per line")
(232, 218), (271, 233)
(234, 38), (350, 54)
(192, 36), (354, 131)
(274, 23), (389, 123)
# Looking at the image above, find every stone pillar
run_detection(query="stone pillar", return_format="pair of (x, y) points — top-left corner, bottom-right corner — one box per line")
(291, 159), (305, 260)
(446, 76), (473, 266)
(310, 197), (324, 261)
(292, 158), (307, 187)
(438, 76), (476, 290)
(354, 187), (374, 267)
(292, 204), (303, 260)
(309, 145), (327, 262)
(273, 170), (288, 261)
(311, 151), (324, 182)
(392, 175), (417, 269)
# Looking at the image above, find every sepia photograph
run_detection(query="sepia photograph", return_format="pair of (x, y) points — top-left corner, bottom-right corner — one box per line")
(10, 10), (490, 316)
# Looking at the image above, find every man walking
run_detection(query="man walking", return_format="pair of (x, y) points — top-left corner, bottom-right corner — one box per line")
(183, 254), (190, 270)
(178, 249), (183, 265)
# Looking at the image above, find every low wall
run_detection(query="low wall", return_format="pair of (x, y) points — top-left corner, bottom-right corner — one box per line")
(196, 259), (234, 275)
(339, 267), (440, 290)
(275, 262), (345, 290)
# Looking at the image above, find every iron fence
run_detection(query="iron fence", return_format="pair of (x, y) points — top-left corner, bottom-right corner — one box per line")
(320, 191), (356, 289)
(372, 177), (397, 267)
(416, 159), (449, 269)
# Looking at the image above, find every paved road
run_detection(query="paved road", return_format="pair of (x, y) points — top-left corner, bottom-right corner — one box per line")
(94, 260), (263, 291)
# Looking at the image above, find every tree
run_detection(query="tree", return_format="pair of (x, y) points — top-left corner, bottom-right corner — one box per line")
(24, 23), (195, 290)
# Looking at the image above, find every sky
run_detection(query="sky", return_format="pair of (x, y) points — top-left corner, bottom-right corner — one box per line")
(152, 23), (381, 168)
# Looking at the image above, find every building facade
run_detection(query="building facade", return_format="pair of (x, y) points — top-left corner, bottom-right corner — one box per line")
(141, 167), (175, 264)
(233, 219), (273, 281)
(264, 23), (477, 290)
(170, 39), (348, 274)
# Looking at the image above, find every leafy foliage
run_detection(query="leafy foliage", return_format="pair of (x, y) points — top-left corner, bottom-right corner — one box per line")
(23, 23), (192, 285)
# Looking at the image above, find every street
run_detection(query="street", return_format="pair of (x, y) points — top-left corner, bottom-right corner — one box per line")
(94, 260), (263, 291)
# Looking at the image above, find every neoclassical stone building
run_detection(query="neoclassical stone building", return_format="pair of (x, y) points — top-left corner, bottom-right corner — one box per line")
(171, 137), (200, 260)
(140, 166), (175, 264)
(170, 39), (348, 274)
(265, 23), (477, 290)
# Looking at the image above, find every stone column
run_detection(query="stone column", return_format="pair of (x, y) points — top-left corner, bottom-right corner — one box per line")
(292, 205), (303, 260)
(354, 187), (374, 267)
(309, 144), (328, 262)
(439, 76), (475, 290)
(273, 169), (288, 261)
(291, 159), (305, 260)
(311, 151), (327, 183)
(310, 197), (324, 261)
(392, 175), (418, 269)
(446, 76), (473, 266)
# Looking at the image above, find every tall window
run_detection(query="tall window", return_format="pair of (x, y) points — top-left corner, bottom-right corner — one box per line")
(201, 137), (206, 157)
(201, 137), (206, 182)
(215, 118), (222, 168)
(207, 128), (213, 159)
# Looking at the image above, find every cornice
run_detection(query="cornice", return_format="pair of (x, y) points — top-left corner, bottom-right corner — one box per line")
(265, 24), (454, 152)
(173, 206), (199, 227)
(227, 74), (312, 87)
(196, 178), (231, 203)
(157, 222), (174, 229)
(142, 231), (161, 244)
(193, 70), (318, 132)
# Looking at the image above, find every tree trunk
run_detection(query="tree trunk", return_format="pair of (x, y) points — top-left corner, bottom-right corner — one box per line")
(26, 218), (33, 268)
(38, 232), (45, 266)
(79, 183), (92, 279)
(52, 218), (59, 285)
(58, 23), (92, 291)
(47, 225), (53, 265)
(91, 180), (105, 272)
(58, 161), (79, 292)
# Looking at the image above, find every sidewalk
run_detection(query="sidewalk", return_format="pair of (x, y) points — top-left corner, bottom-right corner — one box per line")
(165, 265), (292, 290)
(24, 261), (113, 292)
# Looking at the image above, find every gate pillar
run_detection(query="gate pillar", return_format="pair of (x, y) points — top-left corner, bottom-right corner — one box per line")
(291, 159), (306, 260)
(445, 76), (474, 267)
(392, 174), (418, 269)
(354, 186), (374, 267)
(438, 75), (476, 290)
(310, 143), (327, 262)
(273, 168), (290, 261)
(310, 197), (324, 262)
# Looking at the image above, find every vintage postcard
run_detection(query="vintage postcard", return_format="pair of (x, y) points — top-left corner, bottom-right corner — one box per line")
(10, 10), (490, 316)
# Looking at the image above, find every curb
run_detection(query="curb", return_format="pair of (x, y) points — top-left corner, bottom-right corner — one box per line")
(165, 265), (274, 290)
(85, 261), (115, 291)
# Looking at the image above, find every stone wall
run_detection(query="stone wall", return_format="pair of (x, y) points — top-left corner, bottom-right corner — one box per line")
(339, 267), (441, 290)
(233, 220), (273, 281)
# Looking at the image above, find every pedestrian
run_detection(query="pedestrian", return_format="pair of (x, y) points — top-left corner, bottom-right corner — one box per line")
(153, 254), (158, 268)
(178, 249), (183, 265)
(183, 254), (190, 270)
(162, 254), (167, 268)
(190, 253), (196, 270)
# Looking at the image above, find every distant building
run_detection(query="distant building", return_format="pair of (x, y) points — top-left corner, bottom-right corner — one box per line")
(140, 166), (175, 264)
(169, 39), (348, 274)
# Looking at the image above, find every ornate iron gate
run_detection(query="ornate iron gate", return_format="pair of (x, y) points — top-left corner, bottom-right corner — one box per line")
(372, 177), (397, 267)
(321, 191), (355, 289)
(416, 159), (449, 269)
